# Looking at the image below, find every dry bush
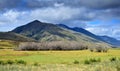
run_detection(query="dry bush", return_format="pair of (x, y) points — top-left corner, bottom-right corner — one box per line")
(89, 43), (110, 52)
(15, 41), (110, 52)
(15, 41), (88, 51)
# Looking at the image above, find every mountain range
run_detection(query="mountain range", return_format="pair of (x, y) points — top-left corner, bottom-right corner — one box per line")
(57, 24), (120, 47)
(0, 20), (120, 47)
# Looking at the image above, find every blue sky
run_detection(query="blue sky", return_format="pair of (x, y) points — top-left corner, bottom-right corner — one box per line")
(0, 0), (120, 40)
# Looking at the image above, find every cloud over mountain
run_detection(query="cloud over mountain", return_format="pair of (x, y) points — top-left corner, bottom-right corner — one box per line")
(0, 0), (120, 39)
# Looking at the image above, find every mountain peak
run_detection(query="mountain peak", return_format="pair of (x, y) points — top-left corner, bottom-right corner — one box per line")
(31, 20), (41, 23)
(26, 20), (45, 26)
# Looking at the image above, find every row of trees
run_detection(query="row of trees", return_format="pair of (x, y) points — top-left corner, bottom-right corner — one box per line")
(15, 41), (88, 51)
(15, 41), (110, 52)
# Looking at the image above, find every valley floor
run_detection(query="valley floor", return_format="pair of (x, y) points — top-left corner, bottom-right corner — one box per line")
(0, 49), (120, 71)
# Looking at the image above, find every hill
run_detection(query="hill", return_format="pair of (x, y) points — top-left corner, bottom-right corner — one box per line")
(0, 32), (35, 42)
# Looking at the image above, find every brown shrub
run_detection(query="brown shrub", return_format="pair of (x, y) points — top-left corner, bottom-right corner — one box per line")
(15, 41), (88, 51)
(89, 43), (110, 52)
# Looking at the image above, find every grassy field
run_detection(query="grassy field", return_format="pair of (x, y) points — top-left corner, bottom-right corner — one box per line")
(0, 40), (120, 71)
(0, 49), (120, 71)
(0, 49), (120, 64)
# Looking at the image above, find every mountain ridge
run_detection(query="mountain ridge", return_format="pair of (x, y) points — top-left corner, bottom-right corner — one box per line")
(58, 24), (120, 47)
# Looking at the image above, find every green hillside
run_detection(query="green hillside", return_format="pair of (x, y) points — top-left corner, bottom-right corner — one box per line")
(0, 32), (35, 42)
(11, 20), (100, 44)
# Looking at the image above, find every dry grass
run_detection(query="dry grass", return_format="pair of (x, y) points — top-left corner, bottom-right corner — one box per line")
(0, 40), (18, 49)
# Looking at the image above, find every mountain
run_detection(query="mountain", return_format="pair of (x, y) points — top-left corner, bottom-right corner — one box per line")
(58, 24), (103, 40)
(0, 32), (35, 41)
(1, 20), (118, 47)
(11, 20), (100, 43)
(99, 36), (120, 47)
(58, 24), (120, 47)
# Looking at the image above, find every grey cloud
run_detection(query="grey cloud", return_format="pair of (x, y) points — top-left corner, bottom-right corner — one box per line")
(26, 0), (56, 8)
(0, 0), (21, 10)
(0, 0), (119, 24)
(25, 0), (120, 9)
(0, 0), (120, 11)
(93, 8), (120, 20)
(78, 0), (120, 9)
(0, 0), (119, 21)
(0, 0), (120, 20)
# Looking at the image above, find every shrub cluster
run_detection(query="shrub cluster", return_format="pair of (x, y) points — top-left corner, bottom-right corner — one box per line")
(33, 62), (40, 66)
(109, 57), (119, 62)
(15, 41), (88, 51)
(0, 60), (26, 65)
(89, 43), (110, 52)
(15, 60), (27, 65)
(84, 58), (101, 64)
(73, 60), (79, 64)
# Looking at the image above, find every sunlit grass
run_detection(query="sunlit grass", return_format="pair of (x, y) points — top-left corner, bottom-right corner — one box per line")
(0, 49), (120, 64)
(0, 48), (120, 71)
(0, 40), (16, 49)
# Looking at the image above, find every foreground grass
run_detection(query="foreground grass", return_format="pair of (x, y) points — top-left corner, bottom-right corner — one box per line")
(0, 61), (120, 71)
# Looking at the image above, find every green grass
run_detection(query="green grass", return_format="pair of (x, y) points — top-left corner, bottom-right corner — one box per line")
(0, 49), (120, 64)
(0, 61), (120, 71)
(0, 49), (120, 71)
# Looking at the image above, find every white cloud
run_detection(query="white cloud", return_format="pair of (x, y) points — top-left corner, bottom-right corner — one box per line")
(0, 6), (86, 31)
(0, 10), (20, 25)
(29, 6), (81, 23)
(0, 10), (31, 30)
(3, 10), (19, 22)
(0, 6), (83, 26)
(86, 24), (120, 40)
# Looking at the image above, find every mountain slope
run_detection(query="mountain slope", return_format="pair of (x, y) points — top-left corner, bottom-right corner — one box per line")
(58, 24), (103, 40)
(58, 24), (105, 41)
(99, 36), (120, 47)
(11, 20), (100, 43)
(0, 32), (35, 41)
(58, 24), (120, 47)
